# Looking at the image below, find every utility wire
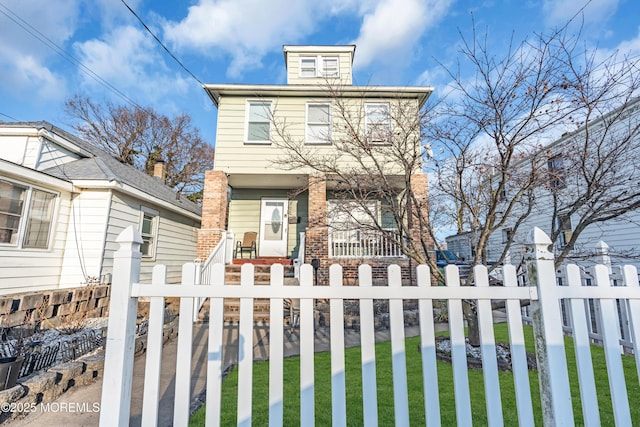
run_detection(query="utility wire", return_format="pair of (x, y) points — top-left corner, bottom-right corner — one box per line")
(0, 2), (143, 109)
(120, 0), (205, 86)
(0, 112), (18, 121)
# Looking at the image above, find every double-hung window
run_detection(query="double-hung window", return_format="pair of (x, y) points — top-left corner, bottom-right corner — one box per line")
(139, 207), (158, 258)
(0, 179), (57, 249)
(306, 103), (331, 144)
(557, 214), (572, 248)
(365, 103), (391, 144)
(299, 56), (339, 78)
(246, 101), (272, 143)
(547, 155), (566, 189)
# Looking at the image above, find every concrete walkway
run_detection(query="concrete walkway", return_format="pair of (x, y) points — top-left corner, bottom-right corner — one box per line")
(10, 322), (431, 427)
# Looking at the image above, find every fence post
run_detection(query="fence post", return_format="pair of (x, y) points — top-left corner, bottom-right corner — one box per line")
(225, 230), (235, 264)
(99, 226), (143, 426)
(594, 241), (612, 274)
(525, 227), (574, 426)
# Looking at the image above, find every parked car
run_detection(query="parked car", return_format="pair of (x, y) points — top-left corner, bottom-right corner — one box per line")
(434, 250), (471, 282)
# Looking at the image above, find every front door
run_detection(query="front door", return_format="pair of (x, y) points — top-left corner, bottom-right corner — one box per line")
(259, 198), (288, 257)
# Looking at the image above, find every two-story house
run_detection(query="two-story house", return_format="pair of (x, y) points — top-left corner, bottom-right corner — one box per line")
(198, 45), (433, 284)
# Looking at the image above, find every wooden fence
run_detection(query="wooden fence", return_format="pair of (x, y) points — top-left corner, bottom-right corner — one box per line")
(99, 226), (640, 426)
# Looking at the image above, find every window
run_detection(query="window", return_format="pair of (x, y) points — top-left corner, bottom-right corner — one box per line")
(139, 208), (158, 258)
(502, 228), (512, 244)
(246, 101), (272, 143)
(0, 179), (56, 249)
(300, 58), (317, 77)
(299, 56), (339, 78)
(306, 103), (331, 144)
(365, 103), (391, 144)
(557, 214), (572, 247)
(547, 155), (566, 189)
(23, 190), (56, 248)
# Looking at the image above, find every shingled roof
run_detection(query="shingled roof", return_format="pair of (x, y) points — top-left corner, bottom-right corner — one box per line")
(5, 121), (202, 217)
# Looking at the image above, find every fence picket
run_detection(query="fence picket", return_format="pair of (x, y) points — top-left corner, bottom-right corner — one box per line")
(358, 264), (379, 427)
(174, 263), (197, 426)
(268, 264), (285, 427)
(388, 264), (410, 425)
(205, 263), (226, 427)
(416, 265), (440, 426)
(503, 264), (534, 426)
(593, 264), (632, 426)
(565, 264), (600, 426)
(329, 265), (347, 426)
(299, 264), (315, 425)
(237, 263), (255, 427)
(621, 265), (640, 385)
(445, 264), (473, 425)
(475, 265), (504, 426)
(101, 227), (640, 427)
(141, 265), (167, 427)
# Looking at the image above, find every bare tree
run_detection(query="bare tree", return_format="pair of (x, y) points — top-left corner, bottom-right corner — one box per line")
(269, 87), (443, 278)
(64, 95), (215, 198)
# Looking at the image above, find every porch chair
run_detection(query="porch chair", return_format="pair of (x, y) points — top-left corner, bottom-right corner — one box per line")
(234, 231), (257, 259)
(283, 298), (300, 328)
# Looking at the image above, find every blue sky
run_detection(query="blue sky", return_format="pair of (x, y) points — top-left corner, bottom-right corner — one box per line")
(1, 0), (639, 146)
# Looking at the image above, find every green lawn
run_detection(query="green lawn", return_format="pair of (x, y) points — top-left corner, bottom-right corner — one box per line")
(190, 324), (639, 426)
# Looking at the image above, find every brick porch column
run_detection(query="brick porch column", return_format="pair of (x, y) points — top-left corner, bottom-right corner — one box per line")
(197, 170), (229, 260)
(305, 174), (329, 284)
(409, 173), (433, 259)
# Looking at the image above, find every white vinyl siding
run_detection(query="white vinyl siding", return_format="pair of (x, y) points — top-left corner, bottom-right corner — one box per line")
(365, 103), (391, 144)
(306, 103), (331, 144)
(0, 185), (70, 295)
(215, 96), (419, 175)
(58, 190), (111, 288)
(102, 193), (199, 284)
(245, 101), (272, 143)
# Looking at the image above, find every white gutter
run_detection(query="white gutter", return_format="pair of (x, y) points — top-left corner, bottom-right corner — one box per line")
(0, 160), (74, 192)
(71, 179), (202, 221)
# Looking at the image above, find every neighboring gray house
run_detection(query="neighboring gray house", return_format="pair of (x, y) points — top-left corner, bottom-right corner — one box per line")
(483, 98), (640, 269)
(0, 121), (202, 295)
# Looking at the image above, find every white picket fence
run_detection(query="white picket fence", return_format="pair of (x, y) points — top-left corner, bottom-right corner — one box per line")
(99, 227), (640, 426)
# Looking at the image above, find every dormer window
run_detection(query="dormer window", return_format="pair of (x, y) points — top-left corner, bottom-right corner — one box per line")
(299, 56), (339, 78)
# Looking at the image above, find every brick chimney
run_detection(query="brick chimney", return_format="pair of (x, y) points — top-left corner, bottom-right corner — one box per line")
(153, 160), (166, 182)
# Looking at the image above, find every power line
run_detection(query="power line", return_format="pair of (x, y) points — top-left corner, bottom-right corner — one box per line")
(120, 0), (205, 86)
(0, 112), (18, 121)
(0, 2), (143, 109)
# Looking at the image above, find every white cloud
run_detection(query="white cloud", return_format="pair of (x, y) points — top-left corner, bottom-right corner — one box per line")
(542, 0), (619, 27)
(162, 0), (331, 78)
(351, 0), (454, 70)
(0, 0), (80, 101)
(74, 25), (190, 104)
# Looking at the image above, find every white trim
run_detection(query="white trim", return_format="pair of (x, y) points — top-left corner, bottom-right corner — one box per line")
(244, 100), (273, 144)
(204, 84), (434, 108)
(365, 103), (391, 144)
(0, 159), (73, 192)
(0, 176), (59, 251)
(298, 55), (339, 78)
(139, 206), (159, 259)
(70, 180), (201, 221)
(305, 102), (332, 144)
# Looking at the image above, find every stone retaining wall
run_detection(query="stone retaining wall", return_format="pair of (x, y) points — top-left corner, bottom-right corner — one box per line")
(0, 315), (178, 423)
(0, 285), (111, 328)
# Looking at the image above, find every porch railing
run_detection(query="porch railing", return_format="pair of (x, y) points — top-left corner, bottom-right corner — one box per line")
(328, 227), (404, 258)
(193, 230), (234, 321)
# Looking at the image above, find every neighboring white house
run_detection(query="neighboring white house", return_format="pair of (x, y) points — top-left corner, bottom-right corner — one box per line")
(0, 121), (202, 295)
(481, 98), (640, 269)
